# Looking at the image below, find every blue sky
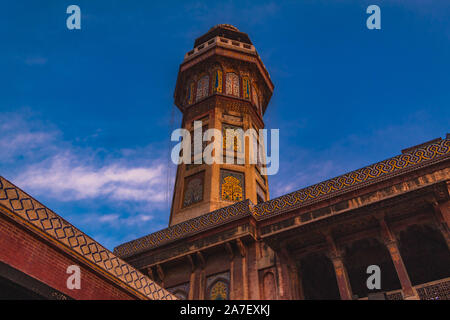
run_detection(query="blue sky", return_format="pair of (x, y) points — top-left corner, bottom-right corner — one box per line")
(1, 0), (449, 250)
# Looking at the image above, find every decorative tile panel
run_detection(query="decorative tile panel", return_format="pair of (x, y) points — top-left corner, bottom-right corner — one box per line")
(243, 77), (250, 99)
(183, 171), (204, 207)
(221, 170), (245, 202)
(214, 69), (222, 93)
(222, 123), (243, 153)
(187, 82), (195, 105)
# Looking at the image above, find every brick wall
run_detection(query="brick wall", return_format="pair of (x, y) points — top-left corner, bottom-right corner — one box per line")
(0, 215), (136, 300)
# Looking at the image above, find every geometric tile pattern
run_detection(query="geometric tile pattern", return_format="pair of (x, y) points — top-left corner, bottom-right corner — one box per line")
(117, 138), (450, 257)
(416, 278), (450, 300)
(253, 137), (450, 219)
(114, 199), (252, 258)
(0, 177), (176, 300)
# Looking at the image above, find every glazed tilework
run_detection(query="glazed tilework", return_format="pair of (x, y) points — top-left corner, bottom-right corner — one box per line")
(0, 176), (176, 300)
(115, 200), (252, 258)
(220, 169), (245, 202)
(214, 69), (222, 93)
(207, 271), (230, 300)
(243, 77), (250, 100)
(115, 138), (450, 257)
(253, 138), (450, 219)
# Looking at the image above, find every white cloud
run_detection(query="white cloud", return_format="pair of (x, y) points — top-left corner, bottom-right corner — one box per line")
(15, 152), (168, 203)
(83, 213), (154, 227)
(0, 111), (60, 162)
(1, 111), (171, 207)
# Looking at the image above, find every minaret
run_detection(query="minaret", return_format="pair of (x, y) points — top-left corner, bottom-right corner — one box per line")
(169, 24), (274, 226)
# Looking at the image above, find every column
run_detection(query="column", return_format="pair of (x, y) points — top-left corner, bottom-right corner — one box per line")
(384, 239), (418, 299)
(236, 239), (248, 299)
(431, 201), (450, 250)
(196, 251), (206, 300)
(225, 242), (235, 300)
(378, 216), (419, 300)
(324, 233), (353, 300)
(287, 260), (303, 300)
(294, 260), (305, 300)
(187, 255), (196, 300)
(279, 247), (302, 300)
(330, 254), (353, 300)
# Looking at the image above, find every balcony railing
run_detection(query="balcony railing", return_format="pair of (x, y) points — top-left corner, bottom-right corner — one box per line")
(415, 277), (450, 300)
(359, 277), (450, 300)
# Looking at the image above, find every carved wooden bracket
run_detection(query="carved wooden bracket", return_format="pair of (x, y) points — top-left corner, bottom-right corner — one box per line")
(376, 215), (397, 245)
(236, 238), (247, 257)
(225, 242), (234, 260)
(321, 230), (342, 260)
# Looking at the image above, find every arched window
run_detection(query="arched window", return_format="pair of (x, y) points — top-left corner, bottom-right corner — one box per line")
(225, 73), (240, 97)
(213, 69), (223, 93)
(196, 75), (209, 101)
(243, 77), (251, 100)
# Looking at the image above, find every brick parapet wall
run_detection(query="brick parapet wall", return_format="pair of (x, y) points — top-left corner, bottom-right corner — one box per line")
(0, 214), (134, 299)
